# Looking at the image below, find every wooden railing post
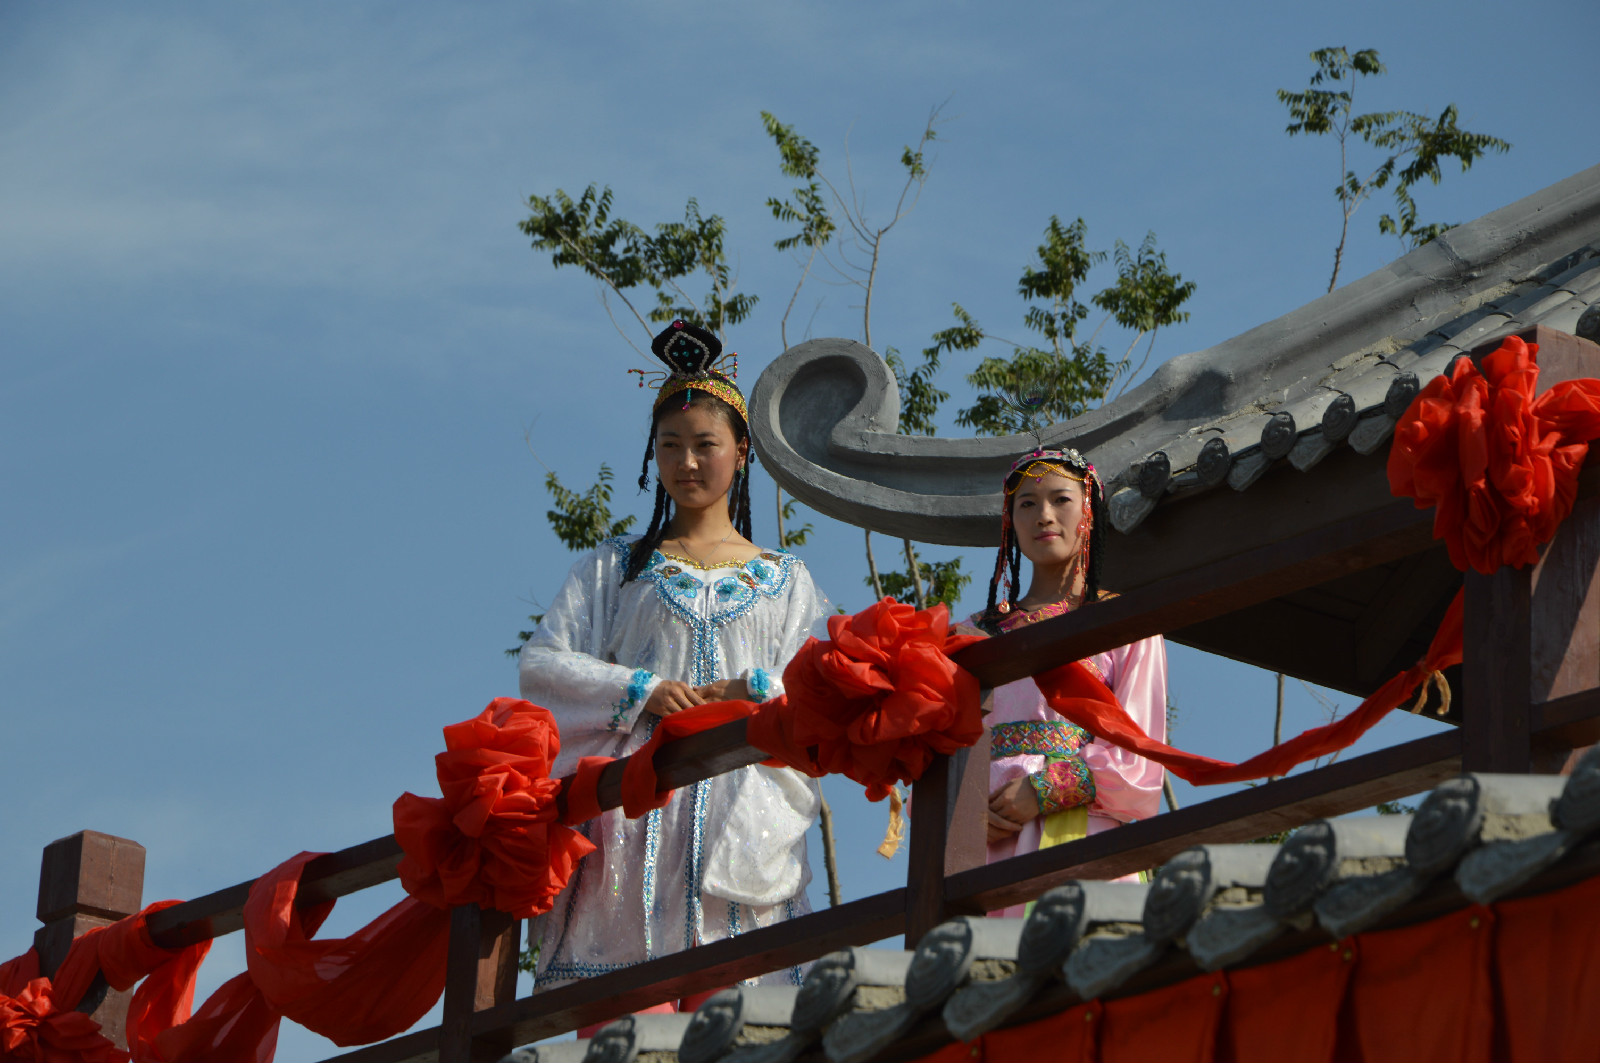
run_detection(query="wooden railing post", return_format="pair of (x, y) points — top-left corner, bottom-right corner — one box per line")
(35, 831), (145, 1050)
(1532, 492), (1600, 705)
(439, 904), (519, 1062)
(1467, 471), (1600, 773)
(904, 695), (991, 945)
(1463, 325), (1600, 773)
(1464, 566), (1535, 772)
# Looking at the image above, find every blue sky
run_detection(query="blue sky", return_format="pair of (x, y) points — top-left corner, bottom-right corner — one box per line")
(3, 2), (1596, 1056)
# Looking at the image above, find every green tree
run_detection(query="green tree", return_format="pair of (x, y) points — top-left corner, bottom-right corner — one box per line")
(760, 108), (955, 610)
(940, 218), (1195, 436)
(504, 464), (636, 657)
(777, 496), (813, 548)
(762, 112), (835, 551)
(544, 464), (637, 552)
(519, 185), (756, 344)
(1277, 46), (1511, 292)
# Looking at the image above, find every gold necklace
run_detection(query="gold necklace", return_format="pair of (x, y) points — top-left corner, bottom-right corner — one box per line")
(668, 527), (734, 568)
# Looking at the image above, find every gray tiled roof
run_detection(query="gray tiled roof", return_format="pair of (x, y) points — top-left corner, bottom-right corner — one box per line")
(503, 748), (1600, 1063)
(1105, 241), (1600, 535)
(748, 164), (1600, 545)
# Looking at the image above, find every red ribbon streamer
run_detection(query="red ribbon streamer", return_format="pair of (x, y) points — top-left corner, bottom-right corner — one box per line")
(1034, 588), (1464, 786)
(155, 855), (452, 1062)
(0, 901), (211, 1063)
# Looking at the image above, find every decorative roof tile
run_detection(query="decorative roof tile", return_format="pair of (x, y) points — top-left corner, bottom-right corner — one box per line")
(503, 746), (1600, 1063)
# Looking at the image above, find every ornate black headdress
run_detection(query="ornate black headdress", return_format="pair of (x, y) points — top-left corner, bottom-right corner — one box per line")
(623, 320), (754, 582)
(629, 320), (745, 419)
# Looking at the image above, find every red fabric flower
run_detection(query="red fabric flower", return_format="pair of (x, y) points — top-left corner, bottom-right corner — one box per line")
(394, 697), (596, 919)
(1388, 335), (1600, 573)
(0, 977), (124, 1063)
(750, 599), (983, 801)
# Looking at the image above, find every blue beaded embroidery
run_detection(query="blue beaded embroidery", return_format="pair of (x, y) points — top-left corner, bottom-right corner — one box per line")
(606, 537), (798, 686)
(664, 568), (704, 599)
(610, 668), (655, 731)
(714, 575), (753, 605)
(541, 958), (638, 983)
(685, 779), (707, 951)
(643, 803), (661, 959)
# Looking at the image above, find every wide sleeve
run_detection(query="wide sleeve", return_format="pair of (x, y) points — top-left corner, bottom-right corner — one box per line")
(518, 543), (662, 742)
(739, 559), (828, 702)
(1082, 635), (1168, 823)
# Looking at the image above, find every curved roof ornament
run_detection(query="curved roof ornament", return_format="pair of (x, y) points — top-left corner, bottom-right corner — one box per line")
(750, 164), (1600, 548)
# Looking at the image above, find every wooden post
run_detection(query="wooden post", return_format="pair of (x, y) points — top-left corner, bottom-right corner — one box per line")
(1532, 491), (1600, 706)
(904, 698), (990, 946)
(1463, 566), (1535, 771)
(1462, 326), (1600, 773)
(439, 904), (519, 1062)
(34, 831), (145, 1049)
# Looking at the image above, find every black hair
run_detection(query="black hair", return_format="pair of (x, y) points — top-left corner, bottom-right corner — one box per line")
(623, 389), (754, 583)
(978, 467), (1104, 634)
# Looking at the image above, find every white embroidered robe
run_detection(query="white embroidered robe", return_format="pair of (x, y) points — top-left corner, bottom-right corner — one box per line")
(519, 535), (827, 989)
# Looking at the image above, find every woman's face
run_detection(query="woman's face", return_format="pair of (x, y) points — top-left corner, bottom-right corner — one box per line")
(1010, 469), (1089, 568)
(654, 403), (748, 512)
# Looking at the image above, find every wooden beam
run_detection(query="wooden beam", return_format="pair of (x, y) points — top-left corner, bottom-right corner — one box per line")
(321, 889), (909, 1061)
(1353, 552), (1463, 687)
(1535, 686), (1600, 747)
(145, 836), (404, 950)
(318, 1029), (438, 1063)
(316, 730), (1471, 1063)
(943, 730), (1461, 913)
(904, 754), (954, 947)
(552, 718), (765, 821)
(954, 496), (1436, 688)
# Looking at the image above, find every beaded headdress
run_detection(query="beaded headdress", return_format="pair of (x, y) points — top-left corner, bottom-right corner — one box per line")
(1005, 447), (1098, 493)
(629, 320), (746, 420)
(985, 446), (1104, 623)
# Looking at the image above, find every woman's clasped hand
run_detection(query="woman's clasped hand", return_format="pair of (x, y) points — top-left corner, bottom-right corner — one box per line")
(642, 677), (752, 716)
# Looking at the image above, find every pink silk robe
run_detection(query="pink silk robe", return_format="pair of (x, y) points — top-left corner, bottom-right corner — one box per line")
(986, 634), (1168, 914)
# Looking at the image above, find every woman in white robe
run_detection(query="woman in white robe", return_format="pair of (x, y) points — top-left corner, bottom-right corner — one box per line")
(519, 321), (827, 998)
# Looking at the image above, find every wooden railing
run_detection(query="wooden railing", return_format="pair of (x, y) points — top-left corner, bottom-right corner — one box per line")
(30, 471), (1600, 1062)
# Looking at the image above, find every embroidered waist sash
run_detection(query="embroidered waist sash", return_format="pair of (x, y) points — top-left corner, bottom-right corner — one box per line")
(990, 720), (1093, 759)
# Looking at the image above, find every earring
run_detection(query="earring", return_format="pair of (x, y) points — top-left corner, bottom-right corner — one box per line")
(1077, 502), (1093, 573)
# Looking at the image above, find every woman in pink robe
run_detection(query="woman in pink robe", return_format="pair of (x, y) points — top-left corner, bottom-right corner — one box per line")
(968, 447), (1167, 913)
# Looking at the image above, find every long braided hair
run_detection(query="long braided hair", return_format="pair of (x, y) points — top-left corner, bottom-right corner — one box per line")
(979, 448), (1104, 634)
(623, 320), (753, 583)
